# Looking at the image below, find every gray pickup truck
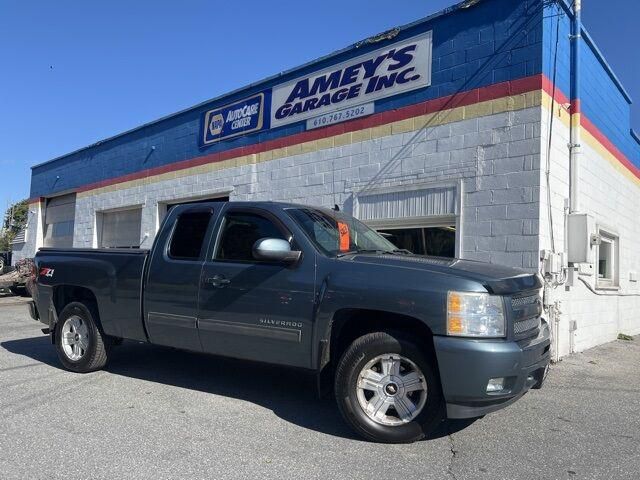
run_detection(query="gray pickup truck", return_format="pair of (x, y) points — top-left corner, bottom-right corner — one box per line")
(31, 201), (550, 443)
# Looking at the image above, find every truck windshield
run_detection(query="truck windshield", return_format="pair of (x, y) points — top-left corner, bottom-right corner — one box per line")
(287, 207), (400, 257)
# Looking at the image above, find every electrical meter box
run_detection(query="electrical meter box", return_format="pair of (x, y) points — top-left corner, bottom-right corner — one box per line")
(567, 214), (595, 264)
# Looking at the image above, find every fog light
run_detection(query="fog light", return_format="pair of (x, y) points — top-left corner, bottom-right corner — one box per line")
(486, 377), (506, 393)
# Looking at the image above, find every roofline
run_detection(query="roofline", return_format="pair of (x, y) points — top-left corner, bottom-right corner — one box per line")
(556, 0), (632, 105)
(31, 0), (483, 171)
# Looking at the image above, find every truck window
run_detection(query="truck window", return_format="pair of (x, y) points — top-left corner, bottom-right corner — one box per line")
(215, 212), (286, 262)
(168, 211), (213, 260)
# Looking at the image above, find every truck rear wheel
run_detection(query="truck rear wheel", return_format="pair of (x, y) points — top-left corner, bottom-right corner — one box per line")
(334, 331), (443, 443)
(55, 302), (110, 373)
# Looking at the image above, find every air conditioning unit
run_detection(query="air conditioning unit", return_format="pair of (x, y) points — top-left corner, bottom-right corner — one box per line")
(567, 214), (596, 264)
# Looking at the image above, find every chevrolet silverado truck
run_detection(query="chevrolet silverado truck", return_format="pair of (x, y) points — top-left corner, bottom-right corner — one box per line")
(31, 201), (550, 443)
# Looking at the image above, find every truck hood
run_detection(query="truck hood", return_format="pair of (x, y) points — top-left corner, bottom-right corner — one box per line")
(344, 254), (541, 295)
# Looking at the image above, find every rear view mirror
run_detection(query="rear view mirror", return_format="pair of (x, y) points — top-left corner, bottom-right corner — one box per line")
(252, 238), (301, 263)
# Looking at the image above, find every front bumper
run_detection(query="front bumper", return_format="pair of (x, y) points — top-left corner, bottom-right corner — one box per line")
(434, 320), (551, 419)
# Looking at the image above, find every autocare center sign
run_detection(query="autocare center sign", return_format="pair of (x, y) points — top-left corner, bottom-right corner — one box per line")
(200, 31), (432, 146)
(201, 93), (266, 146)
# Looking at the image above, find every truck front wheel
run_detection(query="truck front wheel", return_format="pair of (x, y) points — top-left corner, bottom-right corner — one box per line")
(55, 302), (110, 373)
(334, 331), (444, 443)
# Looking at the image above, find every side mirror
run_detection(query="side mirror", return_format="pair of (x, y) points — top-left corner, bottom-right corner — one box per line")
(252, 238), (301, 263)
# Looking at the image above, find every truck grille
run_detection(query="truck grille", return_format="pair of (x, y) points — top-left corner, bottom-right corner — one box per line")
(511, 293), (542, 340)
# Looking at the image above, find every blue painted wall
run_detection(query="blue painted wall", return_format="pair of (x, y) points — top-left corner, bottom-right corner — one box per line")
(31, 0), (544, 198)
(543, 1), (640, 167)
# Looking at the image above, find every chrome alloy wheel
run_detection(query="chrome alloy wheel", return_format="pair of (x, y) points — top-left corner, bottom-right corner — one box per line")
(356, 354), (427, 426)
(61, 315), (90, 361)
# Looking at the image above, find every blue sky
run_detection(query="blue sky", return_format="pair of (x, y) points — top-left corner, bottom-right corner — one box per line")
(0, 0), (637, 205)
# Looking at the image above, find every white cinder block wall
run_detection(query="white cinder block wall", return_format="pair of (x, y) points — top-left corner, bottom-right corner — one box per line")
(539, 105), (640, 357)
(69, 107), (542, 273)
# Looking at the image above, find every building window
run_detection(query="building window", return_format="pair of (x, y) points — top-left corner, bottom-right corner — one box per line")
(99, 208), (142, 248)
(376, 225), (456, 257)
(596, 230), (618, 288)
(354, 182), (460, 259)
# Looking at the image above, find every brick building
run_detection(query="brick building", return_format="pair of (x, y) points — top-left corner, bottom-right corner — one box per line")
(15, 0), (640, 358)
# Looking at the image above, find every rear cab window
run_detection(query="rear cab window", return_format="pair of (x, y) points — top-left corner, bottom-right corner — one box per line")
(168, 211), (213, 260)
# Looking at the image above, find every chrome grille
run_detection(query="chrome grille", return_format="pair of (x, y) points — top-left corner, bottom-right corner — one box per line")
(511, 292), (542, 340)
(514, 317), (540, 335)
(511, 294), (539, 308)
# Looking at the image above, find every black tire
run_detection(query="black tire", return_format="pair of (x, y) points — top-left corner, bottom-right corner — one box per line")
(335, 331), (444, 443)
(54, 302), (110, 373)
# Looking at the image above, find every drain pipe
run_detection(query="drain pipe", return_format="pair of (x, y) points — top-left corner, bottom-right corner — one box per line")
(569, 0), (582, 213)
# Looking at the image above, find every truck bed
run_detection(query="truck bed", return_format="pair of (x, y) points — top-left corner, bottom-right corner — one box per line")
(35, 248), (149, 341)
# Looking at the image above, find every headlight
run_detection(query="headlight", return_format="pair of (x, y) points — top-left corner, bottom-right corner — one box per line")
(447, 291), (505, 337)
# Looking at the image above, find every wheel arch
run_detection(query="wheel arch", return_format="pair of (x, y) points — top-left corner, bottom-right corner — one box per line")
(317, 308), (439, 398)
(50, 285), (102, 342)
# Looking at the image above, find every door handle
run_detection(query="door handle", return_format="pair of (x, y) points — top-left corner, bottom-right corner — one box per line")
(204, 275), (231, 288)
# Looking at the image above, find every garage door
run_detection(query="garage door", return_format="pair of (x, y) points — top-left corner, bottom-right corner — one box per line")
(43, 194), (76, 248)
(99, 209), (142, 248)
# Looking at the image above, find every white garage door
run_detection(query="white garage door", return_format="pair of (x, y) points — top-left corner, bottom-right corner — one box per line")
(43, 194), (76, 248)
(99, 209), (142, 248)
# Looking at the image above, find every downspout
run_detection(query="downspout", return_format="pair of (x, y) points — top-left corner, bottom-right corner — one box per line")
(569, 0), (582, 213)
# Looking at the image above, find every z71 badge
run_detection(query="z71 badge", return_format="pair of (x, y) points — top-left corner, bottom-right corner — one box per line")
(39, 268), (55, 278)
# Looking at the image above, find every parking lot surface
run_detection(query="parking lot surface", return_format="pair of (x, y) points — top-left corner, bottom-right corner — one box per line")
(0, 294), (638, 480)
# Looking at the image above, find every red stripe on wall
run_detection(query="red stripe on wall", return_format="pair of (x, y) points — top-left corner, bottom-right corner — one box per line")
(59, 72), (637, 197)
(541, 74), (640, 180)
(76, 76), (543, 194)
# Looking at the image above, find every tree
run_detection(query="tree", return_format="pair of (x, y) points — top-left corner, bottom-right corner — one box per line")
(0, 200), (29, 251)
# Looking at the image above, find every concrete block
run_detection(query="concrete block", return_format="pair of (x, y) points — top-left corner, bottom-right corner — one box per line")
(464, 221), (491, 236)
(493, 157), (525, 174)
(509, 138), (540, 157)
(450, 118), (479, 136)
(476, 235), (507, 252)
(506, 235), (538, 252)
(490, 251), (523, 268)
(506, 170), (539, 188)
(402, 155), (427, 173)
(462, 251), (491, 263)
(491, 219), (523, 235)
(466, 190), (492, 206)
(477, 204), (507, 221)
(492, 187), (528, 204)
(507, 202), (538, 219)
(477, 175), (508, 190)
(478, 113), (512, 131)
(437, 135), (465, 152)
(463, 131), (494, 148)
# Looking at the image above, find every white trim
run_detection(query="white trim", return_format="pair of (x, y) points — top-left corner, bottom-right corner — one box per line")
(595, 226), (619, 289)
(155, 189), (233, 232)
(365, 215), (456, 229)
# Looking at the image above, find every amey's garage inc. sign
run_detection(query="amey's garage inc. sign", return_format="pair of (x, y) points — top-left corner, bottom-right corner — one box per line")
(271, 31), (432, 128)
(199, 31), (432, 147)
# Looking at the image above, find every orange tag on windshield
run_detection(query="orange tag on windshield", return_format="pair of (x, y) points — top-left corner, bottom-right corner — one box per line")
(338, 222), (350, 252)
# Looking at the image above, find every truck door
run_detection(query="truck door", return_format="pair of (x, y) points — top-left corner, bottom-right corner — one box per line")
(143, 204), (217, 351)
(197, 206), (315, 368)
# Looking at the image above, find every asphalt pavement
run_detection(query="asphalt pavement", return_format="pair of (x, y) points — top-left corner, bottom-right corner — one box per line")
(0, 294), (638, 479)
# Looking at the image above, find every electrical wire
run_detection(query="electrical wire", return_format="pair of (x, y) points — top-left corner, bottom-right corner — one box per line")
(545, 5), (561, 255)
(578, 276), (640, 297)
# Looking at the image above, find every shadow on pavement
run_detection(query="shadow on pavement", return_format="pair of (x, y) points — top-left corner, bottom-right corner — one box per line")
(1, 335), (477, 441)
